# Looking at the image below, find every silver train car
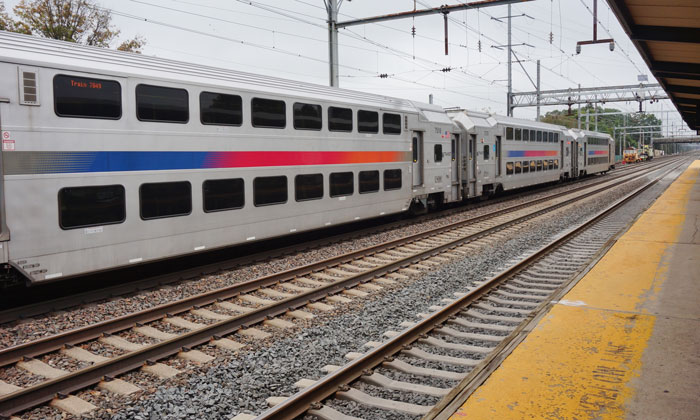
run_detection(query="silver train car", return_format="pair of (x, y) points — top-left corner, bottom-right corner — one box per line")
(0, 32), (613, 285)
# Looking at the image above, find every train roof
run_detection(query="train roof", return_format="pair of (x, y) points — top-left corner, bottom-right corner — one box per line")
(446, 108), (569, 133)
(0, 31), (425, 113)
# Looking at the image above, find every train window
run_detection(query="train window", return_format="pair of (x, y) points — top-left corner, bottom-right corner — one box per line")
(549, 159), (554, 169)
(384, 169), (402, 190)
(506, 162), (514, 175)
(136, 84), (189, 123)
(295, 174), (324, 201)
(412, 137), (418, 163)
(59, 185), (125, 229)
(515, 161), (522, 174)
(330, 172), (354, 197)
(555, 133), (560, 143)
(140, 181), (191, 219)
(537, 160), (543, 171)
(537, 131), (543, 142)
(434, 144), (443, 162)
(523, 129), (530, 141)
(530, 130), (536, 141)
(515, 128), (522, 141)
(254, 176), (288, 206)
(451, 139), (456, 161)
(359, 171), (380, 193)
(554, 159), (559, 169)
(200, 92), (242, 126)
(506, 127), (514, 140)
(483, 145), (490, 160)
(293, 103), (322, 131)
(358, 110), (379, 133)
(383, 113), (401, 134)
(203, 178), (244, 212)
(522, 161), (529, 173)
(54, 75), (121, 119)
(252, 98), (286, 128)
(328, 107), (352, 132)
(530, 160), (536, 171)
(543, 160), (549, 171)
(549, 132), (554, 143)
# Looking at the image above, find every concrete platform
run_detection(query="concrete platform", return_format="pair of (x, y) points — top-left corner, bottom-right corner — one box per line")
(449, 160), (700, 420)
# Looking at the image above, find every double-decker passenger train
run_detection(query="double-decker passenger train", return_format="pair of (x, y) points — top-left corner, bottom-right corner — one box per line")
(0, 31), (614, 285)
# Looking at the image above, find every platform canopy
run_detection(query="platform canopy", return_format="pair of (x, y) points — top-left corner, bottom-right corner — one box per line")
(608, 1), (700, 133)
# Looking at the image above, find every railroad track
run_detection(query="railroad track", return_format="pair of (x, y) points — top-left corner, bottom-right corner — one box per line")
(0, 157), (682, 417)
(0, 157), (669, 325)
(252, 158), (690, 420)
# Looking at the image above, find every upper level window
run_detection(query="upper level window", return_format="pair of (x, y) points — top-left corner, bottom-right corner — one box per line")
(293, 103), (322, 130)
(515, 128), (522, 141)
(506, 127), (514, 140)
(523, 129), (530, 141)
(383, 113), (401, 134)
(537, 131), (543, 142)
(252, 98), (286, 128)
(328, 106), (352, 132)
(200, 92), (242, 126)
(358, 110), (379, 133)
(54, 75), (121, 119)
(136, 84), (188, 123)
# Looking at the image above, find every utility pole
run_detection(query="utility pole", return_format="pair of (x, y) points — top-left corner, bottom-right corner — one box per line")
(507, 4), (513, 116)
(536, 59), (541, 121)
(327, 0), (340, 88)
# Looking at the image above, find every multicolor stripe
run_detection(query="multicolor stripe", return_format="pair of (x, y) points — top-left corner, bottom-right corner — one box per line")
(3, 150), (412, 175)
(507, 150), (558, 158)
(588, 150), (608, 156)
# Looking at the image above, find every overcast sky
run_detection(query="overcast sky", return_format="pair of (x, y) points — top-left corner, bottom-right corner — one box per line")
(3, 0), (694, 134)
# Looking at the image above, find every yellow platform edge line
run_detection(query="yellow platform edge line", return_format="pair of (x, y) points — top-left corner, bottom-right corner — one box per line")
(450, 160), (699, 420)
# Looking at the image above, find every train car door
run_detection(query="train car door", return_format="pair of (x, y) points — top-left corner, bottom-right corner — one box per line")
(451, 134), (459, 185)
(496, 136), (502, 177)
(0, 98), (10, 244)
(468, 134), (477, 195)
(412, 131), (424, 187)
(571, 141), (578, 177)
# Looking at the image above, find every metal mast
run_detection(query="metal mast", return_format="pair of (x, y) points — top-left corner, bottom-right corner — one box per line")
(507, 4), (513, 116)
(327, 0), (340, 88)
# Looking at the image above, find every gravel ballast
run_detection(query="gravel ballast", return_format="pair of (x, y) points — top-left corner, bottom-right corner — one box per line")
(82, 166), (684, 420)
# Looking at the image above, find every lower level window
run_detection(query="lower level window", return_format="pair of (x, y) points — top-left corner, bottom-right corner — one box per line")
(506, 162), (514, 175)
(254, 176), (288, 206)
(203, 178), (244, 212)
(522, 161), (529, 173)
(295, 174), (323, 201)
(384, 169), (402, 190)
(330, 172), (353, 197)
(359, 170), (379, 193)
(59, 185), (125, 229)
(140, 181), (191, 219)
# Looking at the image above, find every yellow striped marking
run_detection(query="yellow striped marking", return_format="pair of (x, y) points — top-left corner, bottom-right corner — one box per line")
(451, 160), (699, 420)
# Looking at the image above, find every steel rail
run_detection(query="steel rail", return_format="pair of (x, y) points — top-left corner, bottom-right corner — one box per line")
(0, 159), (679, 416)
(0, 157), (666, 324)
(0, 158), (673, 368)
(254, 158), (690, 420)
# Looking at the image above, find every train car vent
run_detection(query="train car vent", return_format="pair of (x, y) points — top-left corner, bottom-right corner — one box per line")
(18, 67), (40, 106)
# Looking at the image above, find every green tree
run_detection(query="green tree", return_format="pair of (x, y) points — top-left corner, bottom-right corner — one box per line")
(541, 105), (663, 149)
(1, 0), (145, 52)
